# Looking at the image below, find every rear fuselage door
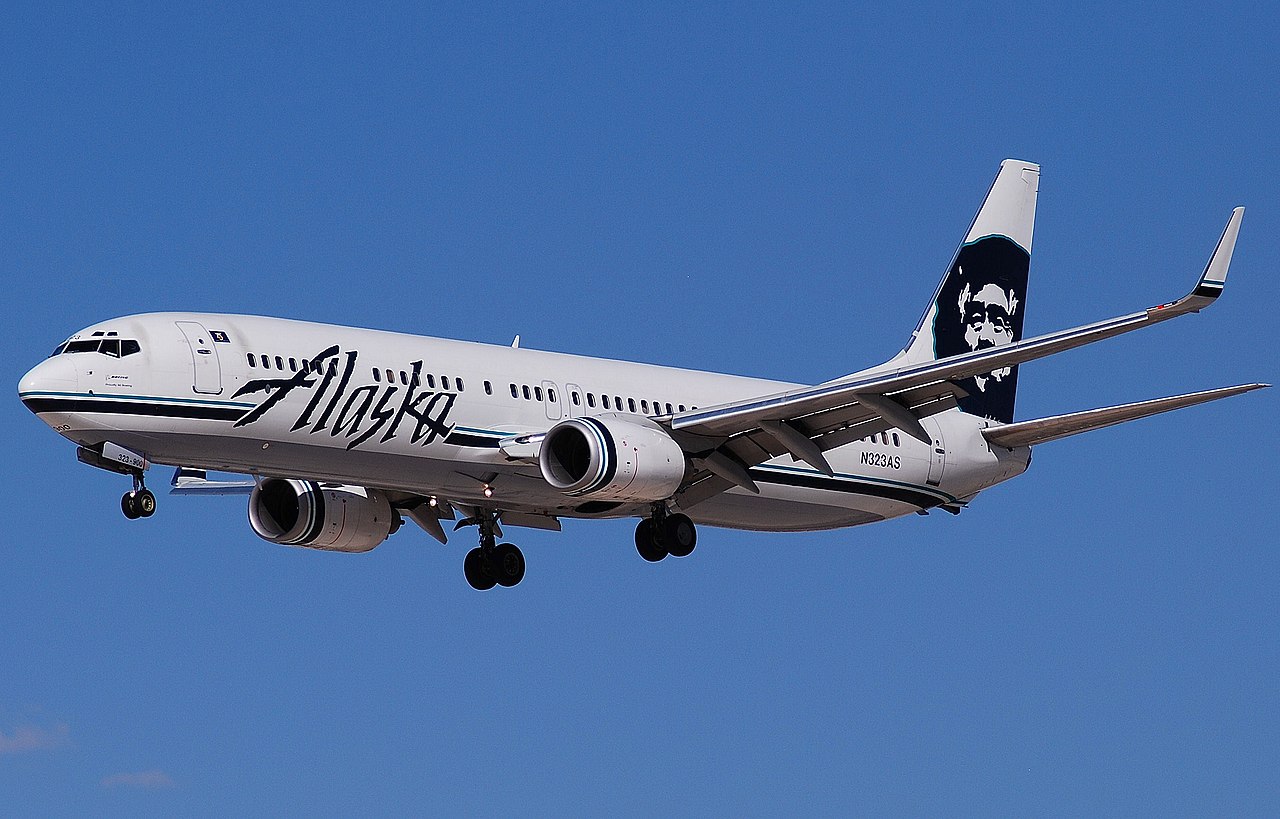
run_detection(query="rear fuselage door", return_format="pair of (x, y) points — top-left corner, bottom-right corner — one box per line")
(175, 321), (223, 395)
(923, 417), (946, 487)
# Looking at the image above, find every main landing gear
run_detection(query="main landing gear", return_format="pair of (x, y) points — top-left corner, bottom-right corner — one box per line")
(461, 509), (525, 591)
(121, 473), (156, 520)
(634, 507), (697, 563)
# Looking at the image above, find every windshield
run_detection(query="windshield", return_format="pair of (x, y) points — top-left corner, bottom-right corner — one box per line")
(55, 339), (142, 357)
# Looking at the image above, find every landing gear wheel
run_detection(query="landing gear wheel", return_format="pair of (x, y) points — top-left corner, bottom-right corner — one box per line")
(121, 492), (140, 520)
(135, 489), (157, 518)
(663, 513), (696, 557)
(464, 547), (497, 591)
(635, 519), (668, 562)
(492, 543), (526, 587)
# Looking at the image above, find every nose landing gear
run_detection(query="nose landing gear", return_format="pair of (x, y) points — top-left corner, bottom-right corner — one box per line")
(121, 473), (156, 520)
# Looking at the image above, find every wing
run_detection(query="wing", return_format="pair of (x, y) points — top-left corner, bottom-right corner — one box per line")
(980, 384), (1268, 449)
(663, 208), (1246, 507)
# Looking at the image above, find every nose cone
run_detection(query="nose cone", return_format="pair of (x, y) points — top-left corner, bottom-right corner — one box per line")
(19, 356), (78, 413)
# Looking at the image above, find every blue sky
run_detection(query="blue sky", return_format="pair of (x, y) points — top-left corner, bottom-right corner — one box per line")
(3, 2), (1277, 814)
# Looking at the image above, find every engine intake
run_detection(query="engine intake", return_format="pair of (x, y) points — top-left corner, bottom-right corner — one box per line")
(539, 415), (686, 503)
(248, 478), (396, 553)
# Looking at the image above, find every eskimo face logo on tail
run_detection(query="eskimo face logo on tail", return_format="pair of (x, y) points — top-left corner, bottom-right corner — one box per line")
(932, 236), (1030, 424)
(230, 345), (457, 450)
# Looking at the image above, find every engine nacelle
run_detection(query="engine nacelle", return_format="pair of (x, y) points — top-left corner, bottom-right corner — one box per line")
(539, 414), (686, 503)
(248, 478), (395, 553)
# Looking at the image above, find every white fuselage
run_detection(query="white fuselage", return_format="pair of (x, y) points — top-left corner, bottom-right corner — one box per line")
(19, 312), (1030, 531)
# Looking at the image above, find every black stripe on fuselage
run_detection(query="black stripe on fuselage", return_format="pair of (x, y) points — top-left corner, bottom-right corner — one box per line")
(27, 395), (507, 449)
(22, 397), (247, 422)
(749, 467), (943, 509)
(443, 431), (501, 448)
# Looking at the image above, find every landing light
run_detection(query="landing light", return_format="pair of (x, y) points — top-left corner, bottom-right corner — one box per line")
(483, 485), (494, 498)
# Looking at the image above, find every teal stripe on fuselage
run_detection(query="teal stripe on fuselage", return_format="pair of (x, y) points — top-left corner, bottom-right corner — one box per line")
(18, 390), (255, 409)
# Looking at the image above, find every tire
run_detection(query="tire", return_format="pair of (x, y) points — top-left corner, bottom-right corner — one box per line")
(492, 543), (526, 587)
(663, 513), (696, 558)
(136, 489), (157, 517)
(634, 519), (667, 562)
(121, 492), (140, 520)
(464, 547), (497, 590)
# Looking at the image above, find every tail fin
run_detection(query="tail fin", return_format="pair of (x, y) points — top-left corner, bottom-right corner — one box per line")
(900, 159), (1040, 423)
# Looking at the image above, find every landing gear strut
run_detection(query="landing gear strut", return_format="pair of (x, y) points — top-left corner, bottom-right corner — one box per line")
(461, 509), (525, 590)
(634, 506), (697, 562)
(121, 472), (156, 520)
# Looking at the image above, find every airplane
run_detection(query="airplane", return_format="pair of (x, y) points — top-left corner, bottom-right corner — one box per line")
(18, 160), (1268, 590)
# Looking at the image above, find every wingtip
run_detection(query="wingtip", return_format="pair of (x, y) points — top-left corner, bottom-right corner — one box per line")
(1187, 207), (1245, 302)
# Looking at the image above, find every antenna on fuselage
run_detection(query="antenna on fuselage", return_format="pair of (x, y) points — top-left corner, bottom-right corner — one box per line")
(511, 335), (520, 349)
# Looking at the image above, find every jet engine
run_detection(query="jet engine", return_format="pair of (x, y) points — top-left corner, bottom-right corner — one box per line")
(248, 478), (397, 553)
(539, 415), (687, 503)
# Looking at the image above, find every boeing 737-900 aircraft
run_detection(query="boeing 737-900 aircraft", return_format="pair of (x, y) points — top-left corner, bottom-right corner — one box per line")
(19, 160), (1267, 589)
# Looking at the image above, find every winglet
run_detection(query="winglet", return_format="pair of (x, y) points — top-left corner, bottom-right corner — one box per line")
(1193, 206), (1244, 300)
(1149, 207), (1244, 317)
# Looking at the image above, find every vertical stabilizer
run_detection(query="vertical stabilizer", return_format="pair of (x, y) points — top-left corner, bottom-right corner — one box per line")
(899, 159), (1039, 423)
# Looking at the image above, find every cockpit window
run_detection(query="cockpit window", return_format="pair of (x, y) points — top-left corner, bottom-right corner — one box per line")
(51, 343), (67, 357)
(59, 338), (142, 357)
(65, 340), (102, 354)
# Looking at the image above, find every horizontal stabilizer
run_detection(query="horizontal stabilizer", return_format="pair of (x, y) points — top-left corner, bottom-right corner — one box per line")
(982, 383), (1268, 449)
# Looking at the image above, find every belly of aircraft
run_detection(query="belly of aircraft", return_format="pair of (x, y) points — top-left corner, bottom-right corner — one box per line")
(59, 417), (920, 533)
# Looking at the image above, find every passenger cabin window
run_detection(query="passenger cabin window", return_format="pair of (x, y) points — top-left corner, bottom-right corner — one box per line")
(601, 395), (610, 409)
(587, 393), (596, 408)
(400, 371), (408, 386)
(442, 376), (451, 390)
(427, 374), (436, 389)
(259, 354), (271, 369)
(571, 391), (580, 406)
(640, 400), (649, 414)
(386, 369), (394, 383)
(534, 386), (543, 401)
(484, 381), (493, 395)
(510, 384), (519, 398)
(522, 385), (531, 400)
(275, 356), (284, 370)
(547, 388), (555, 402)
(457, 378), (465, 392)
(372, 368), (381, 382)
(627, 398), (636, 412)
(289, 358), (298, 372)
